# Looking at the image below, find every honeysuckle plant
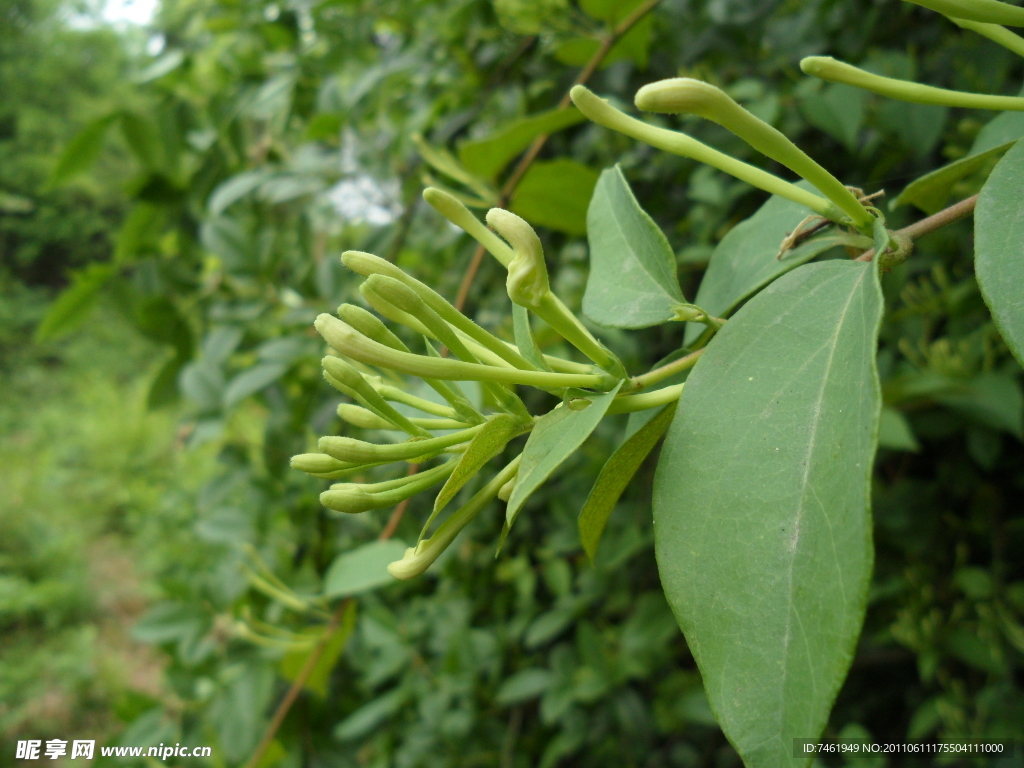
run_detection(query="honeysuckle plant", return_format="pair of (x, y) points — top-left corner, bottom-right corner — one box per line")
(290, 2), (1024, 762)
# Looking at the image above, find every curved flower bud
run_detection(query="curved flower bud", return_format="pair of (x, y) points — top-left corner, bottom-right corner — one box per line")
(318, 424), (483, 464)
(801, 56), (1024, 110)
(337, 403), (468, 431)
(634, 78), (874, 231)
(902, 0), (1024, 25)
(485, 208), (550, 309)
(342, 251), (536, 372)
(569, 85), (839, 222)
(321, 459), (458, 514)
(423, 188), (514, 266)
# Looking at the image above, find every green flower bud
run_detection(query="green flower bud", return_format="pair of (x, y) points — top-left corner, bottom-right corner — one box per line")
(321, 458), (459, 514)
(337, 303), (408, 350)
(290, 452), (357, 474)
(341, 251), (538, 372)
(322, 355), (432, 438)
(634, 78), (873, 232)
(423, 188), (514, 266)
(319, 424), (484, 464)
(337, 403), (468, 431)
(800, 56), (1024, 110)
(901, 0), (1024, 26)
(313, 313), (618, 390)
(569, 84), (837, 221)
(485, 208), (551, 309)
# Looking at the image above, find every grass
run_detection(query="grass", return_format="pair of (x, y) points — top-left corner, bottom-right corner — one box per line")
(0, 291), (213, 760)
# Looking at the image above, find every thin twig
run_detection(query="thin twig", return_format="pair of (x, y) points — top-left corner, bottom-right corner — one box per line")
(855, 194), (978, 262)
(630, 347), (704, 391)
(242, 599), (350, 768)
(454, 0), (664, 311)
(242, 468), (419, 768)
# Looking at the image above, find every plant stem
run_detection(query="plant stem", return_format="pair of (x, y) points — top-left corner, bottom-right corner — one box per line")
(855, 194), (978, 262)
(629, 348), (704, 390)
(453, 0), (664, 312)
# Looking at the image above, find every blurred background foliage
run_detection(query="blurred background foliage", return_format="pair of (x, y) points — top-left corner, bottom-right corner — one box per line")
(1, 0), (1023, 764)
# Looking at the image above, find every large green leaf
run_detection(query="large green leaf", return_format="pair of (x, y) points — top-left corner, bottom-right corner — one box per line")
(975, 139), (1024, 368)
(505, 382), (622, 533)
(683, 185), (855, 345)
(578, 401), (675, 560)
(509, 159), (599, 236)
(583, 166), (685, 329)
(323, 540), (409, 598)
(34, 263), (116, 342)
(653, 260), (883, 767)
(894, 112), (1024, 213)
(458, 107), (586, 180)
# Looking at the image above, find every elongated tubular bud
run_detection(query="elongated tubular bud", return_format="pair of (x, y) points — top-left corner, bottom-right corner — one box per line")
(338, 303), (408, 350)
(322, 356), (433, 439)
(800, 56), (1024, 110)
(635, 79), (875, 231)
(319, 424), (484, 464)
(903, 0), (1024, 25)
(321, 459), (457, 514)
(372, 381), (462, 418)
(315, 313), (618, 390)
(358, 283), (434, 337)
(340, 303), (483, 424)
(423, 188), (515, 267)
(364, 275), (532, 419)
(605, 383), (684, 415)
(330, 457), (459, 494)
(388, 455), (521, 579)
(290, 452), (388, 480)
(485, 209), (628, 379)
(950, 17), (1024, 55)
(342, 251), (538, 372)
(337, 403), (469, 431)
(570, 85), (839, 221)
(291, 452), (360, 474)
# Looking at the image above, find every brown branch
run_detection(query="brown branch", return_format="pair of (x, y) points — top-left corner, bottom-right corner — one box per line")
(855, 194), (978, 262)
(453, 0), (663, 311)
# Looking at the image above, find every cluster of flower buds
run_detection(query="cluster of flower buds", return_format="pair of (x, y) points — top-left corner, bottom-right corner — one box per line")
(290, 192), (691, 580)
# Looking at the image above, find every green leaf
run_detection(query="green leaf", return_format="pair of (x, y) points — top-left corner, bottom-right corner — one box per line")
(583, 165), (685, 329)
(147, 352), (188, 409)
(653, 260), (883, 767)
(279, 601), (357, 698)
(975, 139), (1024, 368)
(412, 134), (495, 203)
(49, 114), (117, 187)
(115, 203), (165, 263)
(223, 362), (288, 409)
(555, 14), (654, 70)
(34, 263), (116, 342)
(119, 111), (164, 170)
(684, 184), (854, 345)
(578, 401), (676, 561)
(506, 382), (622, 533)
(894, 112), (1024, 213)
(323, 540), (409, 599)
(432, 414), (528, 519)
(495, 669), (555, 705)
(334, 688), (408, 741)
(510, 159), (599, 236)
(208, 170), (273, 216)
(877, 407), (919, 452)
(135, 49), (185, 83)
(458, 107), (586, 180)
(513, 304), (550, 371)
(935, 372), (1024, 439)
(799, 84), (866, 151)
